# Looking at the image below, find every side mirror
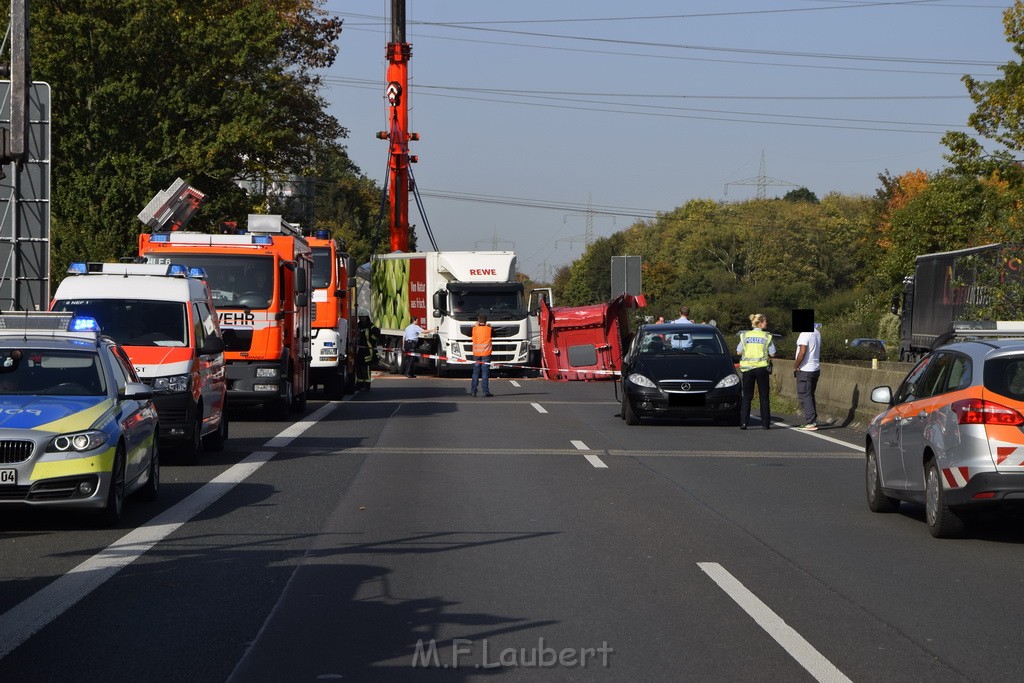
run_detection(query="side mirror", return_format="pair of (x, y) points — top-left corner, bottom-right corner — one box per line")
(870, 386), (893, 405)
(432, 289), (448, 315)
(296, 292), (309, 307)
(295, 267), (308, 294)
(199, 335), (225, 356)
(122, 382), (153, 401)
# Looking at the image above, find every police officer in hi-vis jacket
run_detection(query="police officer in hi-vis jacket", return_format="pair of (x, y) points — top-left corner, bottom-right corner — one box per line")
(736, 313), (776, 430)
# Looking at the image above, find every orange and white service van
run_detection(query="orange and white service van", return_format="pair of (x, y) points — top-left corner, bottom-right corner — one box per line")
(51, 262), (228, 463)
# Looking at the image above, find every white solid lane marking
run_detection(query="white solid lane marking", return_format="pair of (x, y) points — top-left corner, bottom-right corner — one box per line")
(531, 402), (548, 414)
(775, 421), (861, 452)
(698, 562), (851, 683)
(0, 402), (339, 661)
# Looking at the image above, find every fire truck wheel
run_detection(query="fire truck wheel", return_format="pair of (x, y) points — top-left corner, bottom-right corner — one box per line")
(268, 381), (292, 419)
(292, 389), (307, 412)
(344, 366), (356, 394)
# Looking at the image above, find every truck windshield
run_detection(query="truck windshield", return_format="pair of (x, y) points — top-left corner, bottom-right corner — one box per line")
(450, 290), (524, 321)
(52, 299), (188, 347)
(145, 254), (274, 309)
(311, 247), (332, 289)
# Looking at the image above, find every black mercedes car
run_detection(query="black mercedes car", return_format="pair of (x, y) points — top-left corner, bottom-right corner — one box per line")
(620, 323), (742, 425)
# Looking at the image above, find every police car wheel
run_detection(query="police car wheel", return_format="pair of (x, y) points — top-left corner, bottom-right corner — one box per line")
(138, 440), (160, 502)
(99, 445), (126, 526)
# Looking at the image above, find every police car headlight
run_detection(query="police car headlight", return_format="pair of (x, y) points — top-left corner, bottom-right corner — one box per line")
(256, 367), (279, 378)
(48, 430), (108, 453)
(152, 374), (190, 393)
(628, 373), (656, 388)
(715, 374), (740, 389)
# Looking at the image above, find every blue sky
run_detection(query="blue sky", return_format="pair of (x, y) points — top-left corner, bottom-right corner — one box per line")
(321, 1), (1013, 282)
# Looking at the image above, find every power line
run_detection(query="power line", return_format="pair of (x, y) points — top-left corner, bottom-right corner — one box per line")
(324, 76), (972, 134)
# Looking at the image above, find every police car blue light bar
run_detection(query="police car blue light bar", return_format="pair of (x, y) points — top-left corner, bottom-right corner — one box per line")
(67, 262), (89, 275)
(188, 267), (208, 279)
(149, 233), (170, 242)
(166, 264), (189, 277)
(252, 235), (273, 245)
(69, 316), (101, 332)
(315, 229), (330, 239)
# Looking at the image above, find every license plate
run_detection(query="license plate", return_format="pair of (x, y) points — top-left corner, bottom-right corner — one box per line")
(0, 469), (15, 485)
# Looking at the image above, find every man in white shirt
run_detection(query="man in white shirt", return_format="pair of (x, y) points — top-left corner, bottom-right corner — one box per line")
(401, 321), (426, 378)
(794, 322), (822, 430)
(672, 306), (691, 323)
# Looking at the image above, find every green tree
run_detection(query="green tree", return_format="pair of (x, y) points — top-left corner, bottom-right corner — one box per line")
(32, 0), (346, 270)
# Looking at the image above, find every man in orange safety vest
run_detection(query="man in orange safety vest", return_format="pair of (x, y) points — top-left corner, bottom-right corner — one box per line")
(470, 313), (493, 397)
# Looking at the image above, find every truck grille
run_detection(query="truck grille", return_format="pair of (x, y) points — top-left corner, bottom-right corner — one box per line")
(0, 440), (34, 464)
(459, 325), (519, 339)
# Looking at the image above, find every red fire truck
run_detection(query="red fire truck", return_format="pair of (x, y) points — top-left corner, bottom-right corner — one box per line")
(307, 229), (357, 398)
(139, 215), (312, 417)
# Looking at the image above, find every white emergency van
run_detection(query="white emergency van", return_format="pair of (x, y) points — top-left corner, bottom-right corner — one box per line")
(51, 262), (228, 463)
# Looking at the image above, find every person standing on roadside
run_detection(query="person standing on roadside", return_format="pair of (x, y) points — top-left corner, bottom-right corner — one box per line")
(673, 306), (691, 323)
(794, 322), (822, 430)
(737, 313), (776, 430)
(401, 320), (426, 378)
(470, 313), (494, 397)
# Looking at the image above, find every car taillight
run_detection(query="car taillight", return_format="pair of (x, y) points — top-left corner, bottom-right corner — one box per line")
(951, 398), (1024, 425)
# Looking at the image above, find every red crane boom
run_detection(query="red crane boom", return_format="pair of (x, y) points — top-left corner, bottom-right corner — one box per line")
(378, 0), (417, 253)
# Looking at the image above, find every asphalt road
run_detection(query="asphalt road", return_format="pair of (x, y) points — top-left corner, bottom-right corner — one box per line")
(2, 374), (1022, 682)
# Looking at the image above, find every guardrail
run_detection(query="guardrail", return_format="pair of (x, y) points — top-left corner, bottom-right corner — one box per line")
(771, 359), (909, 429)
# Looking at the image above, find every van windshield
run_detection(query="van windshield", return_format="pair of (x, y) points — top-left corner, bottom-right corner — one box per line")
(53, 299), (189, 347)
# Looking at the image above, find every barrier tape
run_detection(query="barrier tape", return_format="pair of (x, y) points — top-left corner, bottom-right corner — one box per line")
(372, 345), (622, 376)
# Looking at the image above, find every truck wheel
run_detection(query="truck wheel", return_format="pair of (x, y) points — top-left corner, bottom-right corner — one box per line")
(268, 380), (292, 420)
(436, 358), (448, 378)
(344, 364), (356, 394)
(326, 370), (345, 399)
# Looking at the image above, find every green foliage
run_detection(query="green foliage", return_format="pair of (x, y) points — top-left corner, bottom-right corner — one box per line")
(878, 171), (1016, 288)
(32, 0), (348, 269)
(782, 187), (819, 204)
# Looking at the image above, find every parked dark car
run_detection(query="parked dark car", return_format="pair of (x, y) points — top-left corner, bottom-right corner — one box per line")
(619, 323), (741, 425)
(849, 338), (887, 361)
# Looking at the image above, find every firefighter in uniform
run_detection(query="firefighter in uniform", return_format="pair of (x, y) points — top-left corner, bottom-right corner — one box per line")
(736, 313), (776, 430)
(355, 316), (379, 391)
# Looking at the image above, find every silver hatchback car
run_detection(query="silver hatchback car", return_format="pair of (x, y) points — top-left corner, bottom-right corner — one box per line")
(866, 338), (1024, 538)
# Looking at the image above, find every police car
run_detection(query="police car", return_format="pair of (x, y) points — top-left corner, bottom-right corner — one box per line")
(0, 312), (159, 525)
(867, 324), (1024, 537)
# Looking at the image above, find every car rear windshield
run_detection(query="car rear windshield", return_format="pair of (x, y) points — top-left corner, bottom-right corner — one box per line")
(984, 356), (1024, 401)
